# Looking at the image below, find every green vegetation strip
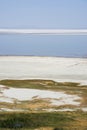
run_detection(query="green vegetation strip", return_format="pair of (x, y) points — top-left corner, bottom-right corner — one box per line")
(0, 79), (87, 95)
(0, 111), (87, 130)
(0, 79), (84, 89)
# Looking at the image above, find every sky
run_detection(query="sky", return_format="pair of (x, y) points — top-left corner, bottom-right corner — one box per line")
(0, 0), (87, 57)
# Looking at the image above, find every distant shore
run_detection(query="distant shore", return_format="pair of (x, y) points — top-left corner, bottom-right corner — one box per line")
(0, 55), (87, 59)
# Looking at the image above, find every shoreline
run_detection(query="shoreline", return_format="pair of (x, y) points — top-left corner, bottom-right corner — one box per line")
(0, 55), (87, 59)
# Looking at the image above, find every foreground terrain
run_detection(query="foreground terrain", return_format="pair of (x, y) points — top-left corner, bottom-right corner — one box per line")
(0, 79), (87, 130)
(0, 56), (87, 129)
(0, 111), (87, 130)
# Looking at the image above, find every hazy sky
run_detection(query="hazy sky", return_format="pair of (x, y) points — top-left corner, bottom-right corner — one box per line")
(0, 0), (87, 56)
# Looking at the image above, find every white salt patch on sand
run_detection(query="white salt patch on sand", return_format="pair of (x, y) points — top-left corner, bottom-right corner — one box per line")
(0, 85), (5, 88)
(0, 97), (13, 103)
(1, 87), (81, 106)
(43, 108), (74, 112)
(81, 108), (87, 112)
(57, 108), (75, 112)
(2, 88), (62, 100)
(0, 85), (14, 103)
(0, 85), (7, 90)
(0, 108), (24, 112)
(51, 96), (80, 106)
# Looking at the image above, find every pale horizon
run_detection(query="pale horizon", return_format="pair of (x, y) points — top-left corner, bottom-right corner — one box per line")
(0, 29), (87, 35)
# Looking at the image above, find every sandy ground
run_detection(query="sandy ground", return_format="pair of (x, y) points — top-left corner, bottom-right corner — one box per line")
(0, 56), (87, 85)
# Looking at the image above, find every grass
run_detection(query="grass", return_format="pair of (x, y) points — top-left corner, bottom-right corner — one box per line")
(0, 111), (87, 130)
(0, 79), (81, 89)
